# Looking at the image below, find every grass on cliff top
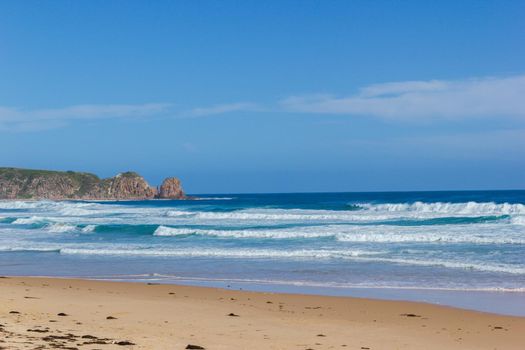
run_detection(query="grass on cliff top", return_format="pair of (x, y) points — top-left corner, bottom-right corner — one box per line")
(0, 167), (103, 198)
(118, 171), (142, 178)
(0, 167), (100, 180)
(0, 167), (101, 192)
(0, 167), (143, 183)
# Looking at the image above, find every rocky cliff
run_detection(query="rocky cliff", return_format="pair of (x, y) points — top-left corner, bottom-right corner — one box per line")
(158, 177), (185, 199)
(0, 167), (185, 200)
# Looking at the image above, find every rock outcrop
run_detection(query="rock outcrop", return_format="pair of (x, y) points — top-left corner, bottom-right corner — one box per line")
(104, 172), (157, 200)
(0, 167), (185, 200)
(157, 177), (185, 199)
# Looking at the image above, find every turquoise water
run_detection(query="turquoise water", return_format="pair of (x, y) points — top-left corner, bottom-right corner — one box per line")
(1, 191), (525, 314)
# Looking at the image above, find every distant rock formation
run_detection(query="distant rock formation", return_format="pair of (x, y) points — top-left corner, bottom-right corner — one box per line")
(104, 171), (157, 200)
(158, 177), (185, 199)
(0, 167), (185, 200)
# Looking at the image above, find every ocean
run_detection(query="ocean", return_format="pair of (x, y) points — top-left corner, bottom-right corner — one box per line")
(1, 190), (524, 315)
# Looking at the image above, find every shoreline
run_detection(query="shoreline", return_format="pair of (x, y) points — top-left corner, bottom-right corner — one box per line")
(1, 276), (524, 349)
(15, 273), (525, 317)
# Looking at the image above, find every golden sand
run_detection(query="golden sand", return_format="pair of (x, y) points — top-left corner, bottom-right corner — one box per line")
(1, 277), (524, 349)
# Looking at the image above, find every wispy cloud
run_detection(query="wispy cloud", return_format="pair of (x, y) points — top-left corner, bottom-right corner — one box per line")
(3, 74), (524, 132)
(0, 103), (172, 131)
(185, 102), (259, 117)
(0, 101), (261, 132)
(280, 75), (525, 120)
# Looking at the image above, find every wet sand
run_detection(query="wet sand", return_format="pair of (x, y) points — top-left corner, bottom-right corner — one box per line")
(1, 276), (524, 349)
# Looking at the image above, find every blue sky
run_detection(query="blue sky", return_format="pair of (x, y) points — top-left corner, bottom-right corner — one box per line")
(1, 0), (524, 193)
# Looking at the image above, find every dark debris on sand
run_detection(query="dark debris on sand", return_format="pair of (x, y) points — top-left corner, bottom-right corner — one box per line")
(0, 321), (138, 350)
(115, 340), (136, 345)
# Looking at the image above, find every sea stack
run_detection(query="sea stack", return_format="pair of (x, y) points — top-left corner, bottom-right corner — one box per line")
(157, 177), (185, 199)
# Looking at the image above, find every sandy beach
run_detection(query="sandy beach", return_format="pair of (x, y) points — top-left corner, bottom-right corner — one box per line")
(0, 277), (523, 349)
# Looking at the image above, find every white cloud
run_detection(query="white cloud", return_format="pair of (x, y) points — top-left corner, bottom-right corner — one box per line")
(0, 101), (262, 131)
(280, 75), (525, 120)
(3, 74), (525, 132)
(0, 103), (172, 131)
(186, 102), (259, 117)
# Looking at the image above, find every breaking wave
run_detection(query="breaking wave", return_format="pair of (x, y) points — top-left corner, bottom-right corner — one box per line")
(12, 216), (48, 225)
(153, 224), (525, 244)
(45, 223), (78, 233)
(1, 195), (525, 294)
(59, 247), (380, 259)
(162, 202), (525, 223)
(358, 201), (525, 215)
(351, 256), (525, 275)
(54, 247), (525, 274)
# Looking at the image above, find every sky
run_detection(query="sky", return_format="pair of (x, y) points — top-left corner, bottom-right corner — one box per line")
(0, 0), (524, 193)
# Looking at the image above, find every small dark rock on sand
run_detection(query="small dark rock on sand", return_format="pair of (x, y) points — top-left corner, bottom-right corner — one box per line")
(106, 316), (117, 320)
(227, 313), (239, 317)
(57, 312), (68, 316)
(115, 340), (136, 346)
(400, 313), (421, 317)
(27, 329), (49, 333)
(186, 345), (205, 350)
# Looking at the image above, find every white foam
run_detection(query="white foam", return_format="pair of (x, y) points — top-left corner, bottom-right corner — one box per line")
(58, 207), (97, 216)
(511, 216), (525, 225)
(154, 226), (195, 236)
(352, 256), (525, 275)
(59, 247), (381, 259)
(153, 225), (336, 239)
(0, 200), (112, 216)
(12, 216), (47, 225)
(4, 200), (524, 226)
(164, 210), (196, 218)
(360, 201), (525, 215)
(190, 210), (399, 222)
(0, 201), (48, 209)
(163, 203), (524, 223)
(0, 239), (63, 253)
(2, 198), (525, 281)
(152, 224), (525, 244)
(56, 246), (525, 274)
(335, 224), (525, 244)
(45, 223), (78, 233)
(81, 225), (96, 233)
(0, 246), (60, 252)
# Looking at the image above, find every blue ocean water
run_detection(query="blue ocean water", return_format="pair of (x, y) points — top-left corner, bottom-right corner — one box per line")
(1, 191), (525, 313)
